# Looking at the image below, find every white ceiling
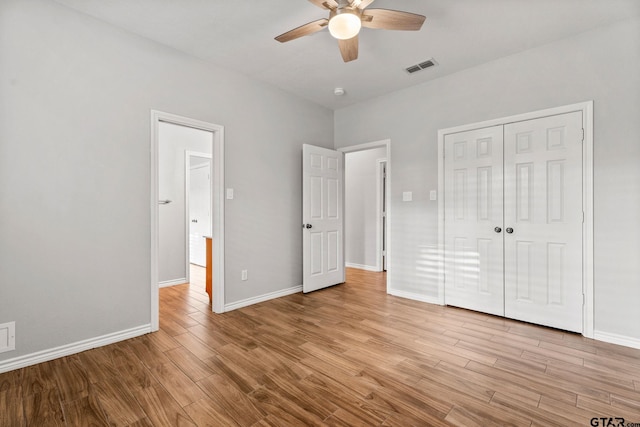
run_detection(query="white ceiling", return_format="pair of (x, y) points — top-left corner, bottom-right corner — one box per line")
(53, 0), (640, 110)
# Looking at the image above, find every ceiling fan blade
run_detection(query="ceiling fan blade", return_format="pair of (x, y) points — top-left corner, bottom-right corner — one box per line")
(307, 0), (338, 10)
(352, 0), (375, 9)
(361, 9), (426, 31)
(275, 19), (329, 43)
(338, 35), (359, 62)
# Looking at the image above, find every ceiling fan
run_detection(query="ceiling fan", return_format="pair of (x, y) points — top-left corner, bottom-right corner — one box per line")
(275, 0), (426, 62)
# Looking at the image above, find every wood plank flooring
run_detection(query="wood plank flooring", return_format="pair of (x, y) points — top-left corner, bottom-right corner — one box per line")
(2, 267), (640, 426)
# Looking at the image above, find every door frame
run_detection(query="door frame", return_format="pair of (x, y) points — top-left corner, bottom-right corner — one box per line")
(185, 151), (212, 269)
(437, 101), (594, 338)
(338, 139), (391, 286)
(376, 159), (387, 271)
(151, 111), (226, 331)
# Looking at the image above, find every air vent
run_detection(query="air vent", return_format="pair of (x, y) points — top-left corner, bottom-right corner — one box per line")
(405, 58), (438, 74)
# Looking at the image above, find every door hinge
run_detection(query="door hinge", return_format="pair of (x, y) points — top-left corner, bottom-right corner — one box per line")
(580, 128), (585, 142)
(582, 211), (585, 223)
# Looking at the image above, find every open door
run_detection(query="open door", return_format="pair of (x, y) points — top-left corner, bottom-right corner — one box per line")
(186, 153), (212, 267)
(302, 144), (345, 293)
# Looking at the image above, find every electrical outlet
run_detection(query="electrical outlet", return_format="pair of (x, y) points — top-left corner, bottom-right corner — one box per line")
(241, 270), (248, 281)
(0, 321), (15, 354)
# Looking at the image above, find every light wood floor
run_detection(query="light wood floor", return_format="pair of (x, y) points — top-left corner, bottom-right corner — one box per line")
(2, 268), (640, 426)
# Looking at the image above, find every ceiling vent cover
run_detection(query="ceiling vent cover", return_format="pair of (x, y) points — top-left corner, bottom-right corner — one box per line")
(405, 58), (438, 74)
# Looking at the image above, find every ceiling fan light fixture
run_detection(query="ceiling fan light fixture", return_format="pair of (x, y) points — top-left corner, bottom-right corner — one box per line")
(328, 10), (361, 40)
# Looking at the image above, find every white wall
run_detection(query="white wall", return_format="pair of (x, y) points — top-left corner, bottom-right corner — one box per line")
(0, 0), (333, 366)
(345, 147), (386, 270)
(158, 122), (211, 283)
(335, 18), (640, 341)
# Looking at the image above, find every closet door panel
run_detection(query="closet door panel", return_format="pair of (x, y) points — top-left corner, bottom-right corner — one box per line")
(444, 126), (504, 316)
(503, 112), (583, 332)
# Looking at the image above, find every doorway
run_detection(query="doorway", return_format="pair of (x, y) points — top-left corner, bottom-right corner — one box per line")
(340, 140), (391, 289)
(344, 147), (388, 272)
(150, 111), (226, 331)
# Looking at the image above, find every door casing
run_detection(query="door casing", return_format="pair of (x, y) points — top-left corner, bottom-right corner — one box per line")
(437, 101), (594, 338)
(151, 111), (226, 331)
(377, 159), (387, 272)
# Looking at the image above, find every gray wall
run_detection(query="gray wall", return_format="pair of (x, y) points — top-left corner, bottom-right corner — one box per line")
(345, 147), (387, 270)
(158, 122), (212, 283)
(335, 18), (640, 340)
(0, 0), (333, 363)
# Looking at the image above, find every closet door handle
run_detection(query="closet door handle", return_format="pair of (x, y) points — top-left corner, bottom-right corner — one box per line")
(494, 227), (502, 233)
(506, 227), (514, 234)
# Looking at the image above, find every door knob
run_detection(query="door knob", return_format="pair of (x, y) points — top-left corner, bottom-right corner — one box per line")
(303, 224), (312, 229)
(506, 227), (514, 234)
(494, 227), (502, 233)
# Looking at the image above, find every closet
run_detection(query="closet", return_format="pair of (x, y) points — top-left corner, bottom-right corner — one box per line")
(443, 111), (584, 332)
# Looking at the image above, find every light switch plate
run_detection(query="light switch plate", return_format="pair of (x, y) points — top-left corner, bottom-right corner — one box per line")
(402, 191), (413, 202)
(226, 188), (234, 199)
(430, 190), (437, 201)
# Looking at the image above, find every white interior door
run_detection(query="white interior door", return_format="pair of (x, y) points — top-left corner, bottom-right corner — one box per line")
(504, 112), (583, 332)
(188, 159), (211, 267)
(303, 144), (345, 293)
(444, 126), (505, 316)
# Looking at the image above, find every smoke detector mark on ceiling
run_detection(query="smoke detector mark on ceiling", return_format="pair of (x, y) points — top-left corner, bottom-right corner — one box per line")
(406, 58), (438, 74)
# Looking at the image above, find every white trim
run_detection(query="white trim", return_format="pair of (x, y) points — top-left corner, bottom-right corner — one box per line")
(594, 331), (640, 350)
(346, 262), (381, 272)
(437, 101), (594, 338)
(376, 159), (387, 272)
(185, 151), (212, 272)
(581, 102), (594, 339)
(151, 111), (226, 333)
(159, 278), (187, 288)
(388, 288), (442, 305)
(338, 139), (391, 289)
(0, 325), (151, 374)
(224, 286), (303, 312)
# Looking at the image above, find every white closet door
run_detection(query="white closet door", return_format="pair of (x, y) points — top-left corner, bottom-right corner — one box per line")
(503, 112), (583, 332)
(444, 126), (505, 316)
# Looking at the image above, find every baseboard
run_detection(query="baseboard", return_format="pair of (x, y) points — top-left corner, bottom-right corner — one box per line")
(593, 330), (640, 350)
(225, 285), (303, 312)
(159, 278), (187, 288)
(387, 288), (443, 306)
(345, 263), (381, 272)
(0, 324), (151, 374)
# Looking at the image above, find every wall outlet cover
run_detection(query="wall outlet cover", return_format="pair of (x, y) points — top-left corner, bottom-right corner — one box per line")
(0, 322), (15, 353)
(402, 191), (413, 202)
